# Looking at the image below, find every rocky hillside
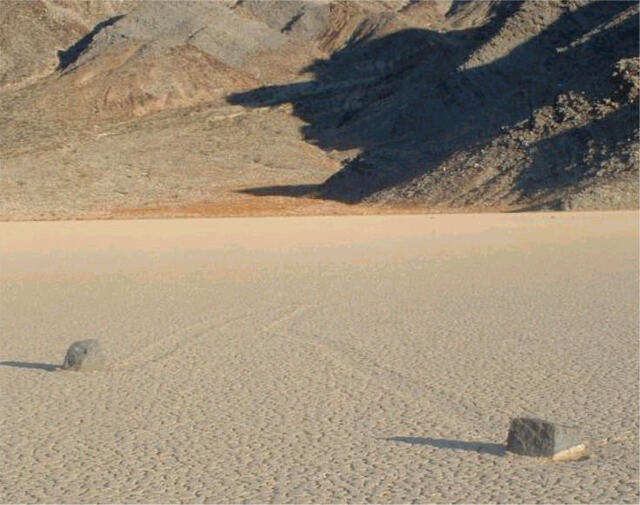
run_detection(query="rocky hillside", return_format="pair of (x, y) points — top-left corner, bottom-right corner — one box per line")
(1, 0), (637, 219)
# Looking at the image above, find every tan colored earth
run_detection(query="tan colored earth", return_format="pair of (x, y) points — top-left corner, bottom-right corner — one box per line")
(1, 211), (638, 503)
(1, 3), (638, 502)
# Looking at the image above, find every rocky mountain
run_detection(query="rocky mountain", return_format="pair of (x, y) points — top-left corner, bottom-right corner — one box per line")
(1, 0), (637, 219)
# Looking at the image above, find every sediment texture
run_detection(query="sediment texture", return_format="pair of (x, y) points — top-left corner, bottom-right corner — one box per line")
(1, 212), (638, 503)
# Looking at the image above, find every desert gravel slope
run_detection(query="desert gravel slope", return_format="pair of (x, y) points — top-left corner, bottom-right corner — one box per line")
(1, 1), (637, 218)
(1, 212), (638, 503)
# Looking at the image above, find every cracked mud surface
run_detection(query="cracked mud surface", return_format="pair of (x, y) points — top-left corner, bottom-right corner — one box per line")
(1, 212), (638, 503)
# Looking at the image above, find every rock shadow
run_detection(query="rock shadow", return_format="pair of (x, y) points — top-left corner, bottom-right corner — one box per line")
(57, 15), (125, 70)
(0, 361), (59, 372)
(228, 1), (637, 203)
(388, 436), (506, 456)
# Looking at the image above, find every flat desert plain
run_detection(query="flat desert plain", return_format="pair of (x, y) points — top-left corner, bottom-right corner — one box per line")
(1, 211), (638, 503)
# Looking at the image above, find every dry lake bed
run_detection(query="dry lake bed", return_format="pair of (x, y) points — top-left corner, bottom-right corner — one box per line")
(1, 212), (638, 503)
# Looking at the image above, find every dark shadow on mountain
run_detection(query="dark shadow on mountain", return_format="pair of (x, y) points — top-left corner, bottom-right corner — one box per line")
(387, 436), (506, 456)
(57, 15), (125, 70)
(228, 2), (637, 203)
(240, 184), (321, 197)
(0, 361), (59, 372)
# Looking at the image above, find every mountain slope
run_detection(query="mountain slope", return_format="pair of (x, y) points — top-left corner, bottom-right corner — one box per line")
(1, 0), (637, 220)
(231, 0), (639, 211)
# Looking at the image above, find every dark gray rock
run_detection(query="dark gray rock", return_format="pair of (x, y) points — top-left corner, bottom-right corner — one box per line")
(61, 339), (105, 371)
(507, 417), (586, 459)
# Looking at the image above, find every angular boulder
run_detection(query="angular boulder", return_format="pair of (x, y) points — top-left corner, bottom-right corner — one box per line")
(507, 417), (587, 461)
(61, 339), (105, 371)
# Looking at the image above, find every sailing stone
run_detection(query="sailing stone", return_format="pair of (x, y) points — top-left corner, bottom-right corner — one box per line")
(61, 339), (105, 371)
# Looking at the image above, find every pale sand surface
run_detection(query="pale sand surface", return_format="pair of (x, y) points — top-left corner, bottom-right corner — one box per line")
(1, 211), (638, 503)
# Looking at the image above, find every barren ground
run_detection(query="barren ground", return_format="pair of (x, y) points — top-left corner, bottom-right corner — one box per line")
(1, 211), (638, 503)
